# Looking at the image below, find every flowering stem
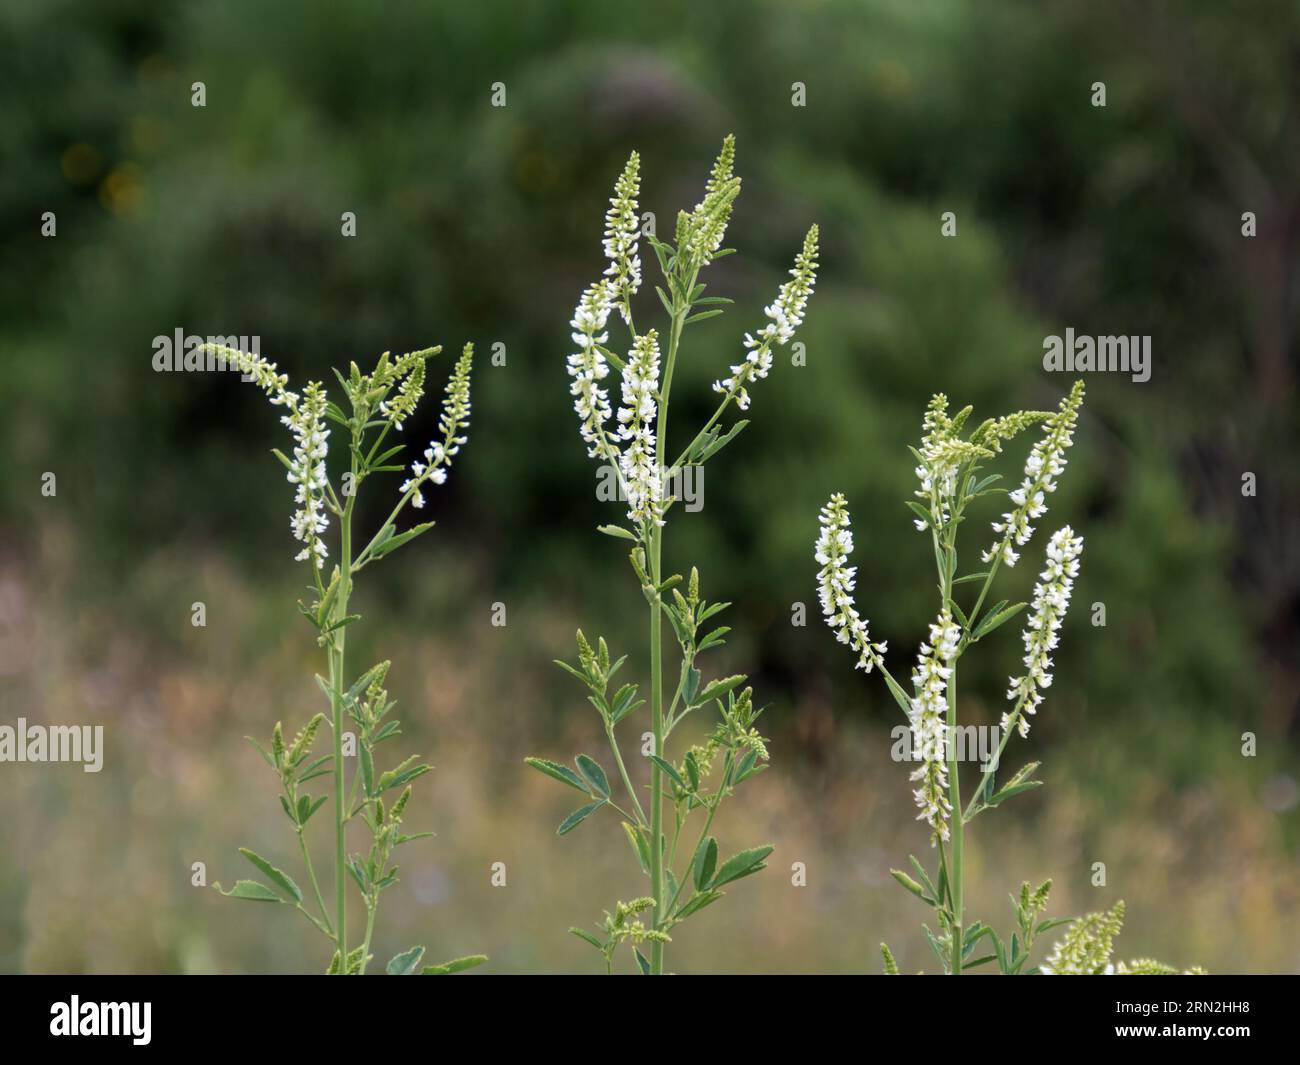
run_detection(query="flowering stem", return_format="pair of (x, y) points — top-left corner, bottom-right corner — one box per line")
(962, 551), (1004, 646)
(963, 689), (1031, 822)
(670, 393), (732, 470)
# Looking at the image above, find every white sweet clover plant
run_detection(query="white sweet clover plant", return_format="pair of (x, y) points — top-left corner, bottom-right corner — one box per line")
(203, 340), (486, 976)
(527, 136), (819, 974)
(817, 382), (1204, 975)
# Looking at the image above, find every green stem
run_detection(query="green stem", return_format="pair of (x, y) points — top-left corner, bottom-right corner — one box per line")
(947, 660), (963, 974)
(296, 825), (333, 935)
(605, 722), (647, 827)
(962, 690), (1030, 822)
(329, 461), (356, 971)
(663, 768), (726, 920)
(961, 551), (1004, 648)
(359, 901), (377, 974)
(648, 527), (664, 975)
(647, 299), (690, 975)
(933, 514), (964, 975)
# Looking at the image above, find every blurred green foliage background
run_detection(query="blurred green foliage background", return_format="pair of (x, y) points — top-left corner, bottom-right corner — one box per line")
(1, 0), (1296, 973)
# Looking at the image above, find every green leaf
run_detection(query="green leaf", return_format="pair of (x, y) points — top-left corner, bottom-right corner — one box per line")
(524, 757), (588, 793)
(245, 736), (275, 769)
(698, 600), (730, 624)
(553, 659), (590, 688)
(622, 821), (651, 875)
(709, 845), (773, 889)
(346, 857), (367, 892)
(697, 674), (745, 706)
(733, 748), (761, 783)
(953, 571), (990, 586)
(569, 927), (604, 951)
(215, 879), (282, 903)
(923, 924), (949, 970)
(371, 444), (407, 467)
(297, 794), (328, 825)
(985, 761), (1043, 809)
(238, 848), (303, 903)
(908, 855), (940, 901)
(378, 761), (431, 793)
(421, 954), (488, 975)
(370, 522), (436, 561)
(609, 684), (640, 725)
(697, 626), (730, 652)
(675, 890), (723, 920)
(682, 667), (701, 706)
(634, 948), (652, 975)
(575, 754), (610, 798)
(359, 743), (375, 796)
(649, 755), (687, 792)
(973, 601), (1026, 640)
(298, 755), (333, 783)
(684, 751), (700, 792)
(693, 836), (718, 891)
(684, 309), (724, 324)
(557, 800), (605, 835)
(386, 945), (426, 975)
(596, 524), (637, 541)
(987, 779), (1044, 807)
(890, 868), (932, 903)
(906, 501), (932, 527)
(695, 420), (748, 464)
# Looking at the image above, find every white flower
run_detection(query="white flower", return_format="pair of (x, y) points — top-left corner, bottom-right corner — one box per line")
(617, 330), (663, 527)
(713, 224), (818, 410)
(908, 608), (960, 844)
(214, 343), (332, 570)
(602, 152), (642, 322)
(982, 382), (1084, 567)
(815, 493), (887, 673)
(913, 394), (960, 529)
(283, 381), (331, 568)
(399, 344), (473, 507)
(1002, 526), (1083, 738)
(567, 281), (618, 459)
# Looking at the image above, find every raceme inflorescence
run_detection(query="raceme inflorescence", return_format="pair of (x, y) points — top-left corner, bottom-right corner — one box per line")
(816, 382), (1203, 975)
(527, 136), (819, 974)
(205, 341), (486, 976)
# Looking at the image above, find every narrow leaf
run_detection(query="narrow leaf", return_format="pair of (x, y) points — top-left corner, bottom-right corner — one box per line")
(386, 945), (426, 975)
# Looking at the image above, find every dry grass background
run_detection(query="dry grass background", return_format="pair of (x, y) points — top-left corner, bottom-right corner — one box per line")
(2, 527), (1294, 975)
